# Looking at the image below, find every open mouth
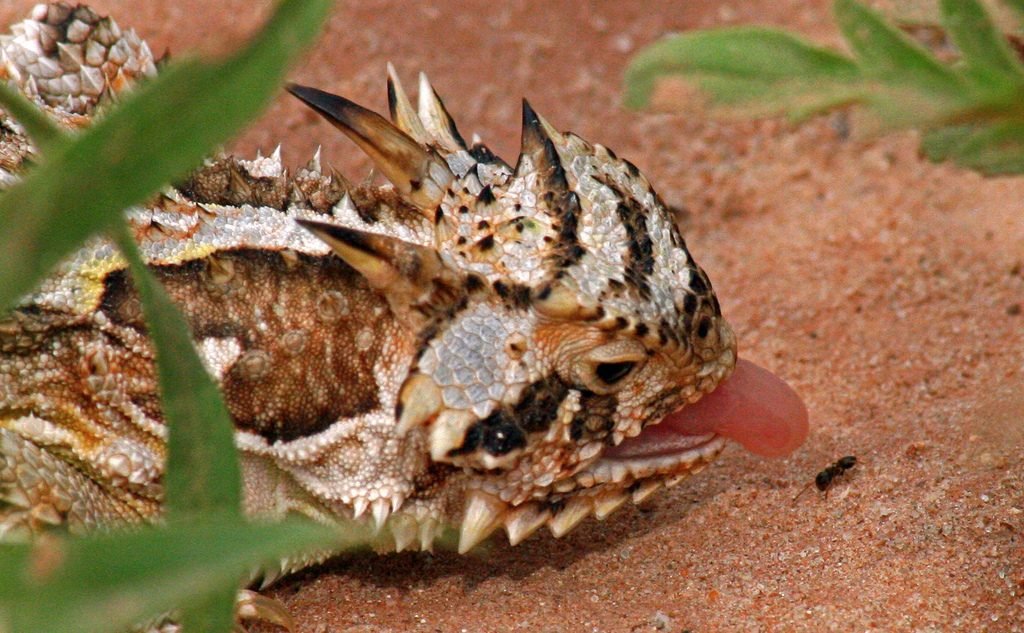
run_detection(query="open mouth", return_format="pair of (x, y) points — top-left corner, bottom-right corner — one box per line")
(570, 358), (809, 490)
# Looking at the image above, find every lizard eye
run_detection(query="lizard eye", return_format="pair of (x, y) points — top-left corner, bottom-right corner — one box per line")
(573, 340), (648, 395)
(595, 361), (636, 385)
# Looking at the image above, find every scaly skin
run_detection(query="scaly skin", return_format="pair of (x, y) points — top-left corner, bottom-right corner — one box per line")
(0, 3), (736, 569)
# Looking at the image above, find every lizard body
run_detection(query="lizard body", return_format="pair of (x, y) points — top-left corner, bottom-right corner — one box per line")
(0, 3), (743, 565)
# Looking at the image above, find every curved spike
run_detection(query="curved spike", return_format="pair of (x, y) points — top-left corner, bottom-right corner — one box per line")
(531, 280), (583, 319)
(417, 72), (467, 152)
(631, 478), (662, 504)
(352, 497), (369, 520)
(429, 409), (477, 461)
(371, 498), (390, 532)
(287, 83), (452, 210)
(390, 514), (418, 552)
(418, 517), (441, 551)
(386, 63), (428, 143)
(296, 219), (444, 294)
(593, 491), (629, 520)
(459, 490), (507, 553)
(395, 372), (444, 435)
(504, 502), (551, 546)
(515, 99), (566, 181)
(548, 496), (593, 538)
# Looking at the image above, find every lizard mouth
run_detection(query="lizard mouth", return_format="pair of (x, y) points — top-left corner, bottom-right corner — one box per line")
(571, 357), (809, 488)
(454, 359), (809, 552)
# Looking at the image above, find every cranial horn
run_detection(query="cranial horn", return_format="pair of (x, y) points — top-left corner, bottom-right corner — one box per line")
(417, 72), (467, 153)
(287, 83), (453, 210)
(386, 63), (429, 143)
(515, 99), (567, 183)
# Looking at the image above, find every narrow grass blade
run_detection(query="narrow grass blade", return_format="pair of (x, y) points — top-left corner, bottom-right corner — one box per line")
(112, 226), (240, 520)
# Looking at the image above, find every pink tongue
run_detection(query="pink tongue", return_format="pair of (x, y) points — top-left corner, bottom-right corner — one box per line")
(608, 359), (809, 459)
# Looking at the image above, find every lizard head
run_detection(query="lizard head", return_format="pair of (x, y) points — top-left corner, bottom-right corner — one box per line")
(289, 70), (744, 552)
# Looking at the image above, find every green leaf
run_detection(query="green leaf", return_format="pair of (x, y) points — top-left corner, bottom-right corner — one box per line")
(179, 586), (238, 633)
(111, 226), (240, 520)
(922, 121), (1024, 174)
(624, 27), (862, 114)
(0, 0), (332, 311)
(0, 517), (346, 633)
(0, 82), (65, 151)
(834, 0), (963, 94)
(920, 124), (977, 162)
(940, 0), (1024, 86)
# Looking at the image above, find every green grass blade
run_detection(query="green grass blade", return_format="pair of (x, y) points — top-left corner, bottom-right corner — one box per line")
(112, 226), (240, 520)
(0, 0), (332, 312)
(624, 27), (861, 111)
(834, 0), (964, 95)
(113, 224), (242, 631)
(0, 517), (346, 633)
(940, 0), (1024, 85)
(0, 82), (65, 151)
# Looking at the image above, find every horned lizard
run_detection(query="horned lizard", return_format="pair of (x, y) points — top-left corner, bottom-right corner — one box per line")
(0, 1), (806, 592)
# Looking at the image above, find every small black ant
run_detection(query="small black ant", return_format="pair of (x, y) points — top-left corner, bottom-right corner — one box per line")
(794, 455), (857, 501)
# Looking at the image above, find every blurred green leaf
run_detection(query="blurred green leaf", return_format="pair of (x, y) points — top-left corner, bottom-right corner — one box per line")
(922, 121), (1024, 173)
(940, 0), (1024, 86)
(0, 0), (332, 311)
(624, 28), (862, 116)
(625, 0), (1024, 175)
(112, 226), (241, 521)
(834, 0), (963, 93)
(0, 517), (345, 633)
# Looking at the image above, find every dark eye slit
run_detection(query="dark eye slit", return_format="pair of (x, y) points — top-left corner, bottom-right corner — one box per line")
(595, 361), (635, 385)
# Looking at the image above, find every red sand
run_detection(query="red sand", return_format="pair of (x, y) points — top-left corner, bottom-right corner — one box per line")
(3, 1), (1021, 631)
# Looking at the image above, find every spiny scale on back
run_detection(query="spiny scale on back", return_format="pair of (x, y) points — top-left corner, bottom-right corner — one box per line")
(0, 3), (736, 561)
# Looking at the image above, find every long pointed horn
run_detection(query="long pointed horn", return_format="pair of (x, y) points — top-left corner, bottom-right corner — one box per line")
(417, 72), (467, 153)
(515, 99), (566, 182)
(386, 63), (429, 143)
(287, 84), (453, 210)
(296, 219), (446, 298)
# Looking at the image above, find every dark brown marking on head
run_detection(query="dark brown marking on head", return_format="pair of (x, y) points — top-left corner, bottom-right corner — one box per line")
(464, 274), (486, 293)
(614, 199), (654, 299)
(470, 142), (504, 166)
(697, 316), (712, 339)
(492, 280), (532, 310)
(478, 185), (496, 205)
(690, 271), (708, 295)
(683, 293), (698, 316)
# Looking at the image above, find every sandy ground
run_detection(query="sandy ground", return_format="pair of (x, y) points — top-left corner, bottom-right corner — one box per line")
(3, 1), (1022, 631)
